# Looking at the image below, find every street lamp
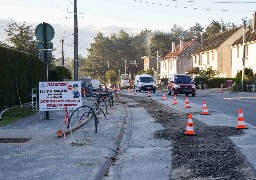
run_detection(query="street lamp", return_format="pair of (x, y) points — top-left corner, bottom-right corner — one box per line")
(242, 18), (247, 91)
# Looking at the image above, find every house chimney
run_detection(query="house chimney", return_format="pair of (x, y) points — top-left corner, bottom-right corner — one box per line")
(200, 32), (204, 49)
(179, 37), (183, 51)
(172, 42), (175, 53)
(253, 12), (256, 32)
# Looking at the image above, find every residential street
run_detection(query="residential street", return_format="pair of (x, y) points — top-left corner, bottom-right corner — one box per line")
(1, 90), (256, 179)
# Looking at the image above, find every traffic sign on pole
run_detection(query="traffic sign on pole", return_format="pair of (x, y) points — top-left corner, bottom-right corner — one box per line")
(35, 23), (55, 42)
(38, 42), (53, 50)
(39, 50), (52, 63)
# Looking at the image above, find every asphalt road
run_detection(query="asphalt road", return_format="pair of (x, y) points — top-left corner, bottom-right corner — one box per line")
(122, 88), (256, 127)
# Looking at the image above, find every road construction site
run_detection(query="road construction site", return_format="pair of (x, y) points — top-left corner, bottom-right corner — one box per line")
(1, 89), (256, 179)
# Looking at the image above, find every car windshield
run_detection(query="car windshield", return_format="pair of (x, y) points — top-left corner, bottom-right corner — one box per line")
(174, 76), (193, 84)
(140, 77), (154, 83)
(80, 78), (92, 86)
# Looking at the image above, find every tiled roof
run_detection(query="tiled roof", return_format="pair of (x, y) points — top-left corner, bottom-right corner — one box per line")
(193, 27), (240, 54)
(163, 40), (196, 60)
(232, 29), (256, 46)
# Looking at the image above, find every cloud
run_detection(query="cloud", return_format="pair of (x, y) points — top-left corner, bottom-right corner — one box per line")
(0, 19), (143, 59)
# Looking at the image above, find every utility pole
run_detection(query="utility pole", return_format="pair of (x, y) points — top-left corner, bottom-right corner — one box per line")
(156, 51), (159, 79)
(125, 59), (127, 74)
(242, 18), (247, 91)
(61, 39), (64, 66)
(74, 0), (79, 81)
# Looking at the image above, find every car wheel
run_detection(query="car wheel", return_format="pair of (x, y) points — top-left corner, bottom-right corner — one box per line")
(185, 94), (189, 96)
(192, 93), (195, 97)
(139, 89), (141, 92)
(153, 90), (155, 93)
(168, 91), (172, 96)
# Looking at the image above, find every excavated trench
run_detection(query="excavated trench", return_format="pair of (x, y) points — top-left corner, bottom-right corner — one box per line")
(119, 95), (256, 179)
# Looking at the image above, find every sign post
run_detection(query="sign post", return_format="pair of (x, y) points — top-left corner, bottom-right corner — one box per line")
(35, 22), (55, 119)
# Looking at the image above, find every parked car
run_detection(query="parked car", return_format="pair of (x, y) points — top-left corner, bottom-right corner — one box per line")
(168, 74), (196, 97)
(80, 78), (93, 97)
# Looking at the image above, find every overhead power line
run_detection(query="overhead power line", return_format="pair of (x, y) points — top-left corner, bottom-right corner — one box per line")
(133, 0), (254, 12)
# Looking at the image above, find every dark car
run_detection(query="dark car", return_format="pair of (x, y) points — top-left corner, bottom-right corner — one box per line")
(80, 78), (93, 97)
(168, 74), (196, 97)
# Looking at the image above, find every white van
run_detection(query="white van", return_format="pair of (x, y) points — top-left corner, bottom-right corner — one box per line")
(134, 74), (156, 93)
(91, 79), (101, 91)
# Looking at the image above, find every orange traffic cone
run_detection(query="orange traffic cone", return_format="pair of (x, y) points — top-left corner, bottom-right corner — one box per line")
(173, 95), (178, 105)
(147, 90), (151, 97)
(57, 129), (63, 137)
(200, 100), (211, 115)
(127, 88), (130, 95)
(237, 108), (247, 129)
(185, 113), (196, 135)
(134, 88), (137, 95)
(162, 92), (167, 100)
(185, 96), (191, 108)
(219, 88), (223, 93)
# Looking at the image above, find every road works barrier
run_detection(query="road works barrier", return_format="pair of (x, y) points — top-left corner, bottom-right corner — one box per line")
(173, 95), (178, 105)
(162, 91), (167, 100)
(200, 100), (211, 115)
(57, 105), (105, 138)
(147, 90), (151, 97)
(185, 96), (191, 108)
(185, 113), (195, 135)
(237, 108), (247, 129)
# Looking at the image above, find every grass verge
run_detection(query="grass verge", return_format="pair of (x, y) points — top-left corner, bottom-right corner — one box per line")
(0, 106), (35, 127)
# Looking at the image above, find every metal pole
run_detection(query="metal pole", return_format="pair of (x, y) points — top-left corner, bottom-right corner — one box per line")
(125, 59), (126, 74)
(242, 18), (247, 91)
(74, 0), (79, 81)
(157, 51), (159, 79)
(61, 39), (64, 66)
(43, 22), (49, 120)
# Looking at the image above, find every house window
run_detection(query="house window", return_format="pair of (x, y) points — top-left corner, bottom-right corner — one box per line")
(170, 60), (172, 69)
(207, 52), (210, 64)
(236, 47), (239, 58)
(212, 51), (214, 61)
(199, 55), (202, 65)
(165, 61), (167, 70)
(194, 56), (197, 64)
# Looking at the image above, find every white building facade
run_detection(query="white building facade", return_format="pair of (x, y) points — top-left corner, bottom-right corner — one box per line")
(231, 29), (256, 77)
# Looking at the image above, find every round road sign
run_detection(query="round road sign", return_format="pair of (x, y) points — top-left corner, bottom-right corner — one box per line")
(35, 22), (55, 42)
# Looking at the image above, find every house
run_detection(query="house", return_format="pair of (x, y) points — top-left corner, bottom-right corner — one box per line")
(159, 38), (200, 79)
(143, 56), (157, 72)
(230, 15), (256, 78)
(192, 27), (243, 78)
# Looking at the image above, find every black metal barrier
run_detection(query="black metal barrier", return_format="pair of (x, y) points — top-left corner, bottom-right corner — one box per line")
(69, 106), (106, 133)
(95, 91), (114, 113)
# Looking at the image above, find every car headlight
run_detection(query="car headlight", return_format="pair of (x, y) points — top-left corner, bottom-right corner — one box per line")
(174, 84), (180, 88)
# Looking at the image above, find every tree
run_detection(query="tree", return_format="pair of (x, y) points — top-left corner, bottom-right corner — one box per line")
(187, 23), (204, 41)
(198, 66), (218, 80)
(5, 22), (38, 56)
(48, 66), (72, 81)
(105, 70), (116, 84)
(205, 20), (222, 38)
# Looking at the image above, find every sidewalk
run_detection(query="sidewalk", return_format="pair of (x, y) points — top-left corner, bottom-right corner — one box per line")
(0, 97), (126, 180)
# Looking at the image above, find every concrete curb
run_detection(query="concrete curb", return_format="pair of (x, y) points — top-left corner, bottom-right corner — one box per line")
(89, 104), (129, 180)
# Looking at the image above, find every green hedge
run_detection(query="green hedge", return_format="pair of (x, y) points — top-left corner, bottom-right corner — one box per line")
(0, 46), (44, 110)
(194, 77), (236, 88)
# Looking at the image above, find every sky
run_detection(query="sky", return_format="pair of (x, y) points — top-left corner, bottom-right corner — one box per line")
(0, 0), (255, 59)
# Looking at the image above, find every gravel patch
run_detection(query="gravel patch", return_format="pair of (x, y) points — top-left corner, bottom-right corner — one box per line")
(119, 95), (256, 179)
